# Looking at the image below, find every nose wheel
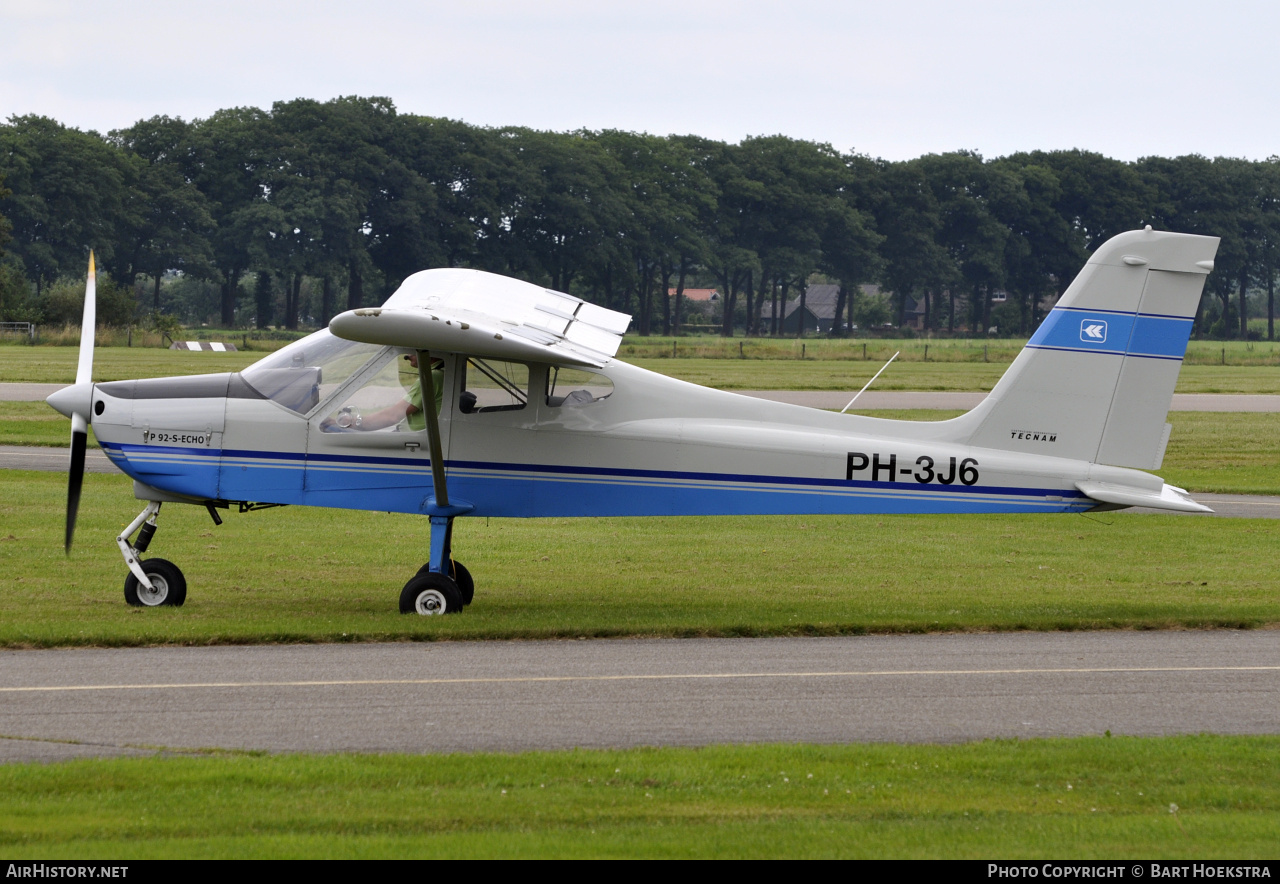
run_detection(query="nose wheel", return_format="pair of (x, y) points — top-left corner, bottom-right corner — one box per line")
(117, 501), (188, 608)
(124, 558), (187, 607)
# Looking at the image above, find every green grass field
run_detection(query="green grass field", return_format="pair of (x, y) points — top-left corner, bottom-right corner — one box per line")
(2, 737), (1276, 858)
(2, 470), (1278, 647)
(1160, 412), (1280, 494)
(0, 402), (103, 448)
(2, 341), (1278, 391)
(867, 411), (1280, 497)
(620, 334), (1280, 368)
(0, 347), (251, 383)
(624, 359), (1280, 393)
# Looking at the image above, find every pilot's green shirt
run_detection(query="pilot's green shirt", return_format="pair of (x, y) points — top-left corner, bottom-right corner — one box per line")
(404, 367), (444, 432)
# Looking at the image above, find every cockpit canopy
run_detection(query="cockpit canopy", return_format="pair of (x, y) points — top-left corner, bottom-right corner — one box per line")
(241, 329), (385, 414)
(241, 327), (617, 418)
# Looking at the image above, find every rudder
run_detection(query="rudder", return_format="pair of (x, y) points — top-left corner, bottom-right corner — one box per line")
(958, 228), (1218, 468)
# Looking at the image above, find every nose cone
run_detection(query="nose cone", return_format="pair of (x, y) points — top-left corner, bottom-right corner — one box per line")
(47, 382), (94, 420)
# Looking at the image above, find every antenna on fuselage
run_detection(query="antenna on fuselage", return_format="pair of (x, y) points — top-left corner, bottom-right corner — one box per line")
(840, 350), (899, 414)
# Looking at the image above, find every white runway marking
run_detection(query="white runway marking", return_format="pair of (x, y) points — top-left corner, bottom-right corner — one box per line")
(7, 664), (1279, 693)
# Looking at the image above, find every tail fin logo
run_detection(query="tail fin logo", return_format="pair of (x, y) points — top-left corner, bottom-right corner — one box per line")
(1080, 320), (1108, 343)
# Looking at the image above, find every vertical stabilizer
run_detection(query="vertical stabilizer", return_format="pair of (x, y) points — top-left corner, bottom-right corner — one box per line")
(960, 229), (1218, 468)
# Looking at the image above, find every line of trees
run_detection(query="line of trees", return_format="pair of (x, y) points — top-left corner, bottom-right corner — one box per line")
(1, 96), (1277, 339)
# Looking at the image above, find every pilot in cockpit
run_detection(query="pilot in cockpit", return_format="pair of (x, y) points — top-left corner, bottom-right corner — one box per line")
(320, 352), (443, 432)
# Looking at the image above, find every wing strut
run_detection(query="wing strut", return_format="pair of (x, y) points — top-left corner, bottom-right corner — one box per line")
(416, 352), (473, 582)
(418, 351), (449, 508)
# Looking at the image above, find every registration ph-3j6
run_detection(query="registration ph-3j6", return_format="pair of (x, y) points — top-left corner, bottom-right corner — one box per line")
(47, 227), (1218, 615)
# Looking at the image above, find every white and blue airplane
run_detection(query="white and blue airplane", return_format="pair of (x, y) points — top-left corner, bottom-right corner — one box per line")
(47, 227), (1219, 615)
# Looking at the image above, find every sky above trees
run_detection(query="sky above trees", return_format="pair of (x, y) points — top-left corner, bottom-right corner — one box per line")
(2, 0), (1277, 163)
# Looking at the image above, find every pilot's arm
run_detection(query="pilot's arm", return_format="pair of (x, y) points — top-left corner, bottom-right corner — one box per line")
(351, 398), (415, 432)
(320, 361), (442, 432)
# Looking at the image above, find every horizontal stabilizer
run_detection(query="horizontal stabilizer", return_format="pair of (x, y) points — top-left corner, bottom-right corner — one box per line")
(1075, 480), (1212, 514)
(330, 269), (631, 368)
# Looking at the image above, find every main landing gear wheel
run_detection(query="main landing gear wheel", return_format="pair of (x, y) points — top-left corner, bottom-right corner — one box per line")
(400, 572), (463, 615)
(417, 560), (474, 606)
(123, 558), (187, 607)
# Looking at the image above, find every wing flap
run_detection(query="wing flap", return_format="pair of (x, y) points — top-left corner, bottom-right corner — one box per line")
(330, 268), (631, 367)
(564, 321), (624, 355)
(576, 301), (631, 335)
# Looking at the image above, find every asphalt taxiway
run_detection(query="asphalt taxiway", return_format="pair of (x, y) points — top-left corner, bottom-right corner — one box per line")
(1, 631), (1276, 763)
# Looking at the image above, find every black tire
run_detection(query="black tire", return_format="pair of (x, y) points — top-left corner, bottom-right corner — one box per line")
(451, 561), (474, 606)
(399, 572), (463, 615)
(417, 560), (475, 606)
(123, 558), (187, 607)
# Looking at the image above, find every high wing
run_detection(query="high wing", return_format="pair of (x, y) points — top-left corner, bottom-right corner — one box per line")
(329, 268), (632, 368)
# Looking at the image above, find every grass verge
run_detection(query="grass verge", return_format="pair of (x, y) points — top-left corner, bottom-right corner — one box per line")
(2, 345), (1278, 392)
(1160, 412), (1280, 495)
(1, 736), (1276, 858)
(0, 348), (251, 383)
(626, 360), (1280, 393)
(838, 411), (1280, 496)
(2, 471), (1278, 647)
(620, 335), (1280, 367)
(0, 402), (100, 448)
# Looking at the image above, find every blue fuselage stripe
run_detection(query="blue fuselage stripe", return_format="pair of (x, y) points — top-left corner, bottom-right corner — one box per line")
(101, 441), (1089, 517)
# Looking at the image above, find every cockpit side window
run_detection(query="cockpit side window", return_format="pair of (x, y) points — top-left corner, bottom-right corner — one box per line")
(459, 359), (528, 414)
(318, 349), (427, 433)
(546, 367), (613, 407)
(241, 329), (385, 415)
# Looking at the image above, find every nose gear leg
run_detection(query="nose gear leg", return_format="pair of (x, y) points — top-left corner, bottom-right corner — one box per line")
(117, 501), (161, 591)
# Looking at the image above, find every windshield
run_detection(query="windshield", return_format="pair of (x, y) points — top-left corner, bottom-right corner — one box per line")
(241, 329), (387, 414)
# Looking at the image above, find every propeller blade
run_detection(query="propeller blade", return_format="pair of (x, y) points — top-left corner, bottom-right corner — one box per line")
(66, 420), (87, 553)
(76, 251), (96, 386)
(63, 251), (96, 554)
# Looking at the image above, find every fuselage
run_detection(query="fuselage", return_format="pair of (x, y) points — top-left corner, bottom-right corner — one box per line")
(85, 332), (1157, 519)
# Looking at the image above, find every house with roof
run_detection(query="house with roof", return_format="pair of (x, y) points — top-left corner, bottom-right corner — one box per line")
(762, 284), (839, 333)
(760, 284), (927, 333)
(668, 287), (721, 327)
(669, 287), (720, 303)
